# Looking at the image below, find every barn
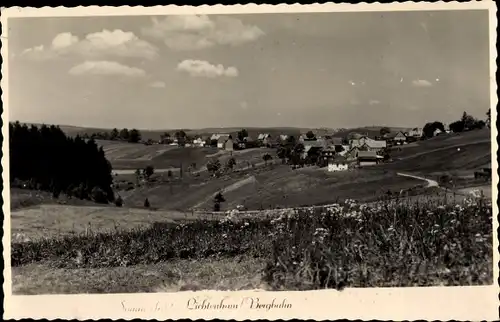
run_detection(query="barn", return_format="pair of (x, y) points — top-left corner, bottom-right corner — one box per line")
(357, 151), (380, 167)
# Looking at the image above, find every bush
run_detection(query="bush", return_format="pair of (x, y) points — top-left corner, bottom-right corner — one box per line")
(91, 187), (108, 204)
(115, 196), (123, 207)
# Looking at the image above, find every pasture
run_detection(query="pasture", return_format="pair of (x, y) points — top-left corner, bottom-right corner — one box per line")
(96, 139), (218, 170)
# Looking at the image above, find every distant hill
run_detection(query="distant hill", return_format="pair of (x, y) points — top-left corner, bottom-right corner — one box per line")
(20, 122), (415, 141)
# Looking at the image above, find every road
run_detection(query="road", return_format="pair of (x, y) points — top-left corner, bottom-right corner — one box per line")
(112, 168), (177, 175)
(397, 172), (439, 187)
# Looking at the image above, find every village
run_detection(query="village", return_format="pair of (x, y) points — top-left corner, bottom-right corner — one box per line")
(137, 126), (449, 172)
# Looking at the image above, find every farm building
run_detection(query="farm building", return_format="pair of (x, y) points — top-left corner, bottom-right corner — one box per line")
(433, 128), (443, 136)
(257, 133), (272, 146)
(337, 145), (351, 156)
(345, 146), (361, 161)
(384, 131), (407, 145)
(224, 137), (234, 151)
(320, 148), (336, 160)
(217, 135), (231, 149)
(211, 133), (230, 141)
(349, 135), (374, 149)
(331, 137), (343, 147)
(327, 156), (349, 172)
(303, 139), (324, 158)
(361, 139), (387, 152)
(407, 127), (423, 138)
(192, 136), (208, 147)
(279, 134), (289, 142)
(357, 151), (381, 167)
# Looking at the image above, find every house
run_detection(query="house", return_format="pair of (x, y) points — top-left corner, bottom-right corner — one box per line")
(217, 135), (231, 149)
(361, 139), (387, 153)
(384, 131), (407, 145)
(193, 136), (207, 147)
(349, 135), (373, 149)
(345, 146), (361, 161)
(357, 151), (381, 167)
(224, 137), (234, 151)
(303, 139), (324, 159)
(433, 128), (443, 136)
(320, 148), (336, 161)
(328, 156), (349, 172)
(331, 137), (343, 147)
(408, 128), (423, 138)
(279, 134), (289, 142)
(338, 144), (351, 156)
(257, 133), (272, 146)
(211, 133), (230, 141)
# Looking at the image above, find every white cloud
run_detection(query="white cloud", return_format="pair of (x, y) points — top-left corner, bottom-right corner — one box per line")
(21, 29), (158, 60)
(52, 32), (79, 49)
(141, 15), (265, 50)
(149, 81), (166, 88)
(68, 61), (147, 77)
(177, 59), (239, 78)
(369, 99), (380, 105)
(412, 79), (433, 87)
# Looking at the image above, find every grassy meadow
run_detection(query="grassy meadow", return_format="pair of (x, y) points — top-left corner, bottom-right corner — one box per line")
(10, 194), (493, 294)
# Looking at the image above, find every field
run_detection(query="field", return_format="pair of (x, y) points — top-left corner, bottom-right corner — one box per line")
(10, 195), (493, 293)
(9, 126), (494, 294)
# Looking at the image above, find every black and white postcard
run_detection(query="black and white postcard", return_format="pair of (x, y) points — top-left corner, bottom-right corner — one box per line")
(1, 2), (498, 320)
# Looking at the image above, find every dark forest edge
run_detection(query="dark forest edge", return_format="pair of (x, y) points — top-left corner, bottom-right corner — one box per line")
(9, 121), (115, 203)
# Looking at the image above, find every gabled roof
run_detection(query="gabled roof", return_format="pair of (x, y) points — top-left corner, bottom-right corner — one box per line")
(385, 131), (406, 139)
(331, 137), (343, 145)
(357, 151), (378, 158)
(303, 139), (324, 148)
(257, 133), (271, 140)
(217, 135), (231, 143)
(211, 133), (230, 140)
(363, 140), (387, 149)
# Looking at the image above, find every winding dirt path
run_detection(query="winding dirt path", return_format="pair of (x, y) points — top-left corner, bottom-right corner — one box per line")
(397, 172), (439, 188)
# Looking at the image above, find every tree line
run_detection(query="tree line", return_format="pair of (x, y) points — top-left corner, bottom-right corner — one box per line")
(84, 128), (142, 143)
(448, 111), (487, 133)
(9, 121), (115, 203)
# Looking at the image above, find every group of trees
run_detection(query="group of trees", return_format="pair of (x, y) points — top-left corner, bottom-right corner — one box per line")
(161, 130), (188, 145)
(9, 121), (115, 203)
(276, 135), (306, 166)
(448, 111), (487, 133)
(86, 128), (142, 143)
(206, 157), (238, 177)
(422, 121), (446, 139)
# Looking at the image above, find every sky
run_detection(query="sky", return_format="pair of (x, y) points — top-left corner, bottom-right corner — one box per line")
(7, 9), (491, 130)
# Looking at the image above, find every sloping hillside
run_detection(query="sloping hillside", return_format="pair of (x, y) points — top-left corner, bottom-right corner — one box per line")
(386, 129), (491, 175)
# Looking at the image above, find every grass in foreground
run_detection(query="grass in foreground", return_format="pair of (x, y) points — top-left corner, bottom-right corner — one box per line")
(11, 195), (493, 292)
(12, 256), (265, 294)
